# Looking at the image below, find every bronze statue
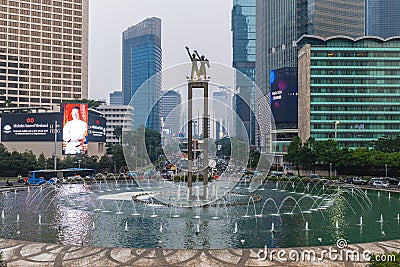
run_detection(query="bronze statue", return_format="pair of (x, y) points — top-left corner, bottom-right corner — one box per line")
(195, 51), (210, 80)
(185, 46), (199, 80)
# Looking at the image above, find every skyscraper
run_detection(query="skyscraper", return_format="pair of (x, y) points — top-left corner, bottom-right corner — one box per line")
(159, 90), (181, 135)
(122, 17), (162, 131)
(109, 91), (123, 105)
(0, 0), (89, 108)
(255, 0), (365, 160)
(232, 0), (256, 146)
(256, 0), (365, 95)
(213, 89), (233, 139)
(365, 0), (400, 38)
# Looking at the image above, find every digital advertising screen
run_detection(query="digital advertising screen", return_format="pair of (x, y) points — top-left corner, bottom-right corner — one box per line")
(62, 103), (88, 155)
(1, 113), (62, 141)
(270, 67), (298, 124)
(88, 114), (106, 142)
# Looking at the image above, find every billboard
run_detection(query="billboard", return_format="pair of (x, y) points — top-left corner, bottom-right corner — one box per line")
(1, 113), (62, 141)
(270, 67), (298, 124)
(88, 114), (106, 142)
(62, 103), (88, 155)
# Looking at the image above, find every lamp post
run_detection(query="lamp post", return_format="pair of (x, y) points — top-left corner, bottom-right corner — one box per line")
(54, 121), (58, 170)
(385, 164), (388, 179)
(334, 120), (340, 140)
(78, 159), (81, 169)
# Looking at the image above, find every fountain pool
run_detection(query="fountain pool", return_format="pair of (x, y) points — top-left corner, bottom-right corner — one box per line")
(0, 180), (399, 249)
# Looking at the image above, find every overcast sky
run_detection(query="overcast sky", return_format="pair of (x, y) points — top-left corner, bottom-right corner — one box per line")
(88, 1), (233, 101)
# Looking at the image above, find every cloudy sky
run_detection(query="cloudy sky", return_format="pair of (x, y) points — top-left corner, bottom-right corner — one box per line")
(88, 1), (233, 101)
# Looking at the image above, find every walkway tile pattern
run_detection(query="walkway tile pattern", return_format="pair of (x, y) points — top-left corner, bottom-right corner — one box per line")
(0, 238), (399, 266)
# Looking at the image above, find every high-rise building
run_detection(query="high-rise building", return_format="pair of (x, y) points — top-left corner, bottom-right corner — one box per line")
(298, 35), (400, 148)
(0, 0), (89, 108)
(95, 104), (133, 145)
(109, 91), (123, 105)
(365, 0), (400, 38)
(159, 90), (181, 135)
(256, 0), (365, 160)
(213, 88), (233, 139)
(256, 0), (365, 96)
(232, 0), (256, 146)
(122, 17), (162, 131)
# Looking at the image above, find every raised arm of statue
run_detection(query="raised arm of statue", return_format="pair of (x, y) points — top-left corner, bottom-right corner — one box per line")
(185, 46), (194, 61)
(194, 50), (201, 61)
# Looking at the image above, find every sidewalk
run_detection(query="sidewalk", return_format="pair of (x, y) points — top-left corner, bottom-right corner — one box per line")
(0, 238), (399, 266)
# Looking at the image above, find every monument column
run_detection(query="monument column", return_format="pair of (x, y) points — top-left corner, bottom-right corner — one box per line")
(185, 47), (210, 200)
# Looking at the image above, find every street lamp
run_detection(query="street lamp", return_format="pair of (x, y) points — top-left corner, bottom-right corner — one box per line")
(78, 159), (81, 169)
(385, 164), (388, 179)
(334, 121), (340, 140)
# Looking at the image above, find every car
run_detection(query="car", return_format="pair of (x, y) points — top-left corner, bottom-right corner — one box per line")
(373, 180), (389, 188)
(351, 177), (368, 185)
(272, 171), (284, 177)
(309, 174), (321, 179)
(369, 177), (383, 185)
(387, 177), (400, 185)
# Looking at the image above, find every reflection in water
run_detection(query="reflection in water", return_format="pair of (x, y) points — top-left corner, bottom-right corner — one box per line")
(0, 182), (398, 249)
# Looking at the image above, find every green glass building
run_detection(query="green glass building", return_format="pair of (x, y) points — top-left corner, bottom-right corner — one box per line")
(298, 35), (400, 148)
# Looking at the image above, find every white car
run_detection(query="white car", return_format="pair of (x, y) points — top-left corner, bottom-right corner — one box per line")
(373, 180), (389, 188)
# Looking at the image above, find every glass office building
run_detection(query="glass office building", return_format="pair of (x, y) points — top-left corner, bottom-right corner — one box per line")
(298, 35), (400, 148)
(232, 0), (256, 145)
(122, 17), (162, 131)
(256, 0), (365, 96)
(365, 0), (400, 38)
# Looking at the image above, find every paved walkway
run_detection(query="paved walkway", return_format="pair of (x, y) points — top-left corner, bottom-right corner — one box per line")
(0, 238), (399, 266)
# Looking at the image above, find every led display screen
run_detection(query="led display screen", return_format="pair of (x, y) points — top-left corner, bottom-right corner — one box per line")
(62, 103), (88, 155)
(88, 114), (106, 142)
(270, 67), (298, 123)
(1, 113), (62, 141)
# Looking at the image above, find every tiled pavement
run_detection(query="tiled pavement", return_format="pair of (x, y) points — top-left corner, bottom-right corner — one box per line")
(0, 238), (399, 266)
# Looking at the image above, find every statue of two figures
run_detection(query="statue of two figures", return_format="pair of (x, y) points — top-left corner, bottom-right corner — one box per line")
(186, 46), (210, 81)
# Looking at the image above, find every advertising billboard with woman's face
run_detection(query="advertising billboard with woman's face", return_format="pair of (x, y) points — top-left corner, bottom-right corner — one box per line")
(62, 103), (88, 155)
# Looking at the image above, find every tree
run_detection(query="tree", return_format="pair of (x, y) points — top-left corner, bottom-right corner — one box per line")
(99, 154), (113, 173)
(285, 136), (303, 176)
(144, 128), (163, 163)
(113, 126), (123, 144)
(314, 140), (340, 176)
(62, 99), (101, 108)
(373, 136), (400, 153)
(247, 149), (260, 169)
(299, 138), (317, 173)
(37, 153), (47, 169)
(110, 144), (126, 173)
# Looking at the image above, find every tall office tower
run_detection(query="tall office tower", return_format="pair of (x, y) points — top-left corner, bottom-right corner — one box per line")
(122, 17), (162, 131)
(232, 0), (256, 146)
(298, 35), (400, 148)
(213, 88), (233, 139)
(0, 0), (89, 108)
(256, 0), (364, 162)
(109, 90), (123, 105)
(365, 0), (400, 38)
(159, 90), (181, 135)
(256, 0), (365, 96)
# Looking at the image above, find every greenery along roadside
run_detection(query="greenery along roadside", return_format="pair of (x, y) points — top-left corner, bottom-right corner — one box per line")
(285, 136), (400, 177)
(0, 128), (163, 177)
